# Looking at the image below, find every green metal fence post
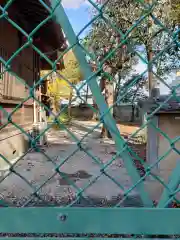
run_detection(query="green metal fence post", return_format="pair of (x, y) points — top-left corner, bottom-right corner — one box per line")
(50, 0), (153, 207)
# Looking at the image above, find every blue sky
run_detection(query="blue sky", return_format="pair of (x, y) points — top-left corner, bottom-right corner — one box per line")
(65, 6), (90, 36)
(64, 1), (90, 38)
(62, 0), (173, 94)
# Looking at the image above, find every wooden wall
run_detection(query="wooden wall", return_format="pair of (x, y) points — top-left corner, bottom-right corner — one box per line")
(0, 18), (40, 101)
(0, 104), (34, 127)
(0, 18), (41, 127)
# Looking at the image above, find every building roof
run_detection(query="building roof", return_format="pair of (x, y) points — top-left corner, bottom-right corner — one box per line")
(1, 0), (66, 69)
(139, 95), (180, 114)
(154, 95), (180, 113)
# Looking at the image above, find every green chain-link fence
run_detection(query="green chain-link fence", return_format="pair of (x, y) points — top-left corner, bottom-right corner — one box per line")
(0, 0), (180, 238)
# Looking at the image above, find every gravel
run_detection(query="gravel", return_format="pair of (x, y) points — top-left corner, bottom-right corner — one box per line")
(0, 124), (146, 207)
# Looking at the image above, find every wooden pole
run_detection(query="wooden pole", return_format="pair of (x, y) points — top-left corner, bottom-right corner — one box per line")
(147, 0), (153, 97)
(33, 82), (37, 124)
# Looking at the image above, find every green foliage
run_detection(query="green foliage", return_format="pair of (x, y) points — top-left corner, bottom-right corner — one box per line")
(48, 111), (70, 124)
(61, 50), (83, 83)
(45, 51), (83, 128)
(85, 0), (144, 74)
(171, 3), (180, 24)
(46, 51), (83, 104)
(85, 0), (179, 102)
(120, 74), (148, 104)
(48, 78), (71, 99)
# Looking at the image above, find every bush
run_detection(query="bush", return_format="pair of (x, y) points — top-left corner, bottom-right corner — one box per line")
(48, 106), (71, 130)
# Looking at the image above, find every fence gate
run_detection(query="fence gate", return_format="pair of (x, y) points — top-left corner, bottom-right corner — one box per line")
(0, 0), (180, 239)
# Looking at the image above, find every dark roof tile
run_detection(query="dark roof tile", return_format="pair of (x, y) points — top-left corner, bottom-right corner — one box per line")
(1, 0), (66, 68)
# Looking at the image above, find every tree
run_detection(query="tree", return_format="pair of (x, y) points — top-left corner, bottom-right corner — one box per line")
(119, 74), (148, 103)
(60, 50), (84, 117)
(61, 50), (83, 83)
(86, 0), (178, 89)
(43, 50), (83, 121)
(118, 74), (148, 121)
(170, 0), (180, 41)
(84, 0), (179, 137)
(170, 0), (180, 24)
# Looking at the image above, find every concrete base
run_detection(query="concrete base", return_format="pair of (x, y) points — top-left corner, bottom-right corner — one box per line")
(0, 124), (32, 171)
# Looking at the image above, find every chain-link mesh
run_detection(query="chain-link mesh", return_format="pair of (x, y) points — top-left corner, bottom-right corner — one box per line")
(0, 0), (180, 219)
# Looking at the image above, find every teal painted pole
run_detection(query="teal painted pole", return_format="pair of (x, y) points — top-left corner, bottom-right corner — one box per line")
(50, 0), (152, 207)
(158, 162), (180, 208)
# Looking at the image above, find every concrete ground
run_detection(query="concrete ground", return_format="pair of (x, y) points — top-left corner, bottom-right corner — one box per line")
(0, 121), (162, 207)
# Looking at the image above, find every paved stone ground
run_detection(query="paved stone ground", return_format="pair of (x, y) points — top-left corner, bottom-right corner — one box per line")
(0, 121), (161, 207)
